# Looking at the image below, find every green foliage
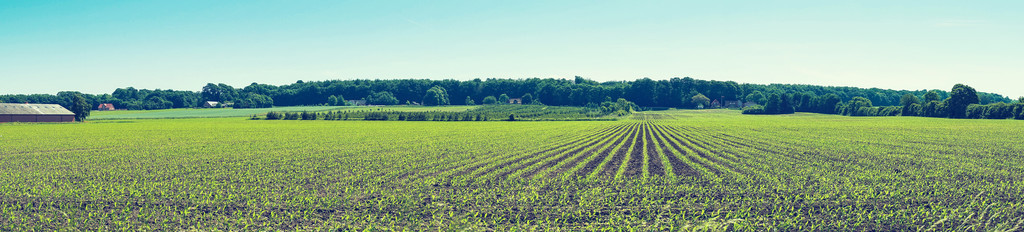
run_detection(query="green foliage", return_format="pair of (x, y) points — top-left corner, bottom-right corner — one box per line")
(464, 96), (475, 105)
(283, 112), (300, 120)
(327, 94), (339, 105)
(71, 94), (91, 122)
(235, 93), (274, 108)
(1015, 104), (1024, 120)
(741, 105), (765, 114)
(924, 90), (942, 102)
(300, 111), (317, 120)
(842, 97), (873, 116)
(920, 101), (947, 118)
(521, 93), (533, 105)
(311, 104), (625, 121)
(366, 91), (399, 105)
(690, 93), (710, 108)
(947, 84), (980, 119)
(265, 111), (283, 120)
(421, 86), (450, 106)
(900, 94), (920, 116)
(482, 96), (498, 105)
(498, 94), (510, 105)
(745, 91), (766, 105)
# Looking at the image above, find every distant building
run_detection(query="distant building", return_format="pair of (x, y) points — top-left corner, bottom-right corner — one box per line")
(711, 100), (721, 108)
(97, 103), (115, 111)
(0, 103), (76, 123)
(348, 100), (368, 106)
(203, 101), (220, 108)
(723, 100), (742, 109)
(508, 98), (522, 104)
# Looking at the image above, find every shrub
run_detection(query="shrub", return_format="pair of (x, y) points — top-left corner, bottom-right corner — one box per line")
(265, 111), (283, 120)
(742, 105), (766, 114)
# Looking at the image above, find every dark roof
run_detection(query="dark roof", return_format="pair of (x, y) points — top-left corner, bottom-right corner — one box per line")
(0, 103), (75, 115)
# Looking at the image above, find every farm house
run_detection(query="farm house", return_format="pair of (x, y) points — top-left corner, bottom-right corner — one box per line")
(0, 103), (75, 122)
(97, 103), (115, 111)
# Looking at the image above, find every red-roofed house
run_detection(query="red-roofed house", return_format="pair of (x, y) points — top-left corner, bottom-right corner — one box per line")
(97, 103), (115, 111)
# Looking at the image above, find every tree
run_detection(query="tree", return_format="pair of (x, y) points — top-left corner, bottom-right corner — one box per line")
(843, 97), (873, 116)
(764, 94), (783, 114)
(745, 91), (766, 105)
(1018, 97), (1023, 103)
(900, 94), (920, 116)
(464, 96), (475, 105)
(483, 95), (499, 104)
(71, 94), (91, 122)
(421, 86), (450, 106)
(924, 91), (941, 102)
(817, 94), (842, 114)
(521, 93), (534, 105)
(336, 95), (347, 106)
(946, 84), (979, 119)
(691, 93), (711, 108)
(508, 113), (516, 121)
(236, 94), (274, 108)
(498, 94), (510, 104)
(328, 95), (339, 106)
(366, 91), (399, 105)
(779, 94), (795, 114)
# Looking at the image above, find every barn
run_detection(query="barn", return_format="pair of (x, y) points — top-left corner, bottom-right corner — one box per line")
(0, 103), (76, 123)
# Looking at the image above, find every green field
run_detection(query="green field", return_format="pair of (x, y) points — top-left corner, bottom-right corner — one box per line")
(2, 110), (1023, 230)
(89, 105), (478, 120)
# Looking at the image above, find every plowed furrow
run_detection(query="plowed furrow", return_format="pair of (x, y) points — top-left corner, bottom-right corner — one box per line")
(574, 124), (636, 178)
(471, 125), (620, 179)
(528, 124), (630, 178)
(650, 125), (708, 176)
(599, 124), (640, 177)
(644, 123), (665, 176)
(622, 124), (648, 177)
(658, 125), (737, 175)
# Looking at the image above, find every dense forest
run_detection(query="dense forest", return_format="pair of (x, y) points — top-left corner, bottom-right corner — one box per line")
(743, 83), (1024, 120)
(1, 77), (1015, 113)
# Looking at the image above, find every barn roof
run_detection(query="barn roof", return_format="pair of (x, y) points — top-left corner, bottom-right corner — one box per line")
(0, 103), (75, 115)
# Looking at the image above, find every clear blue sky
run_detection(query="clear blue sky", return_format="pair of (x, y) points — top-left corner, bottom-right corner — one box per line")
(1, 1), (1021, 98)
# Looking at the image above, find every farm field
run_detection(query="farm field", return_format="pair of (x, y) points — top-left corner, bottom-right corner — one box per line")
(1, 110), (1023, 230)
(89, 105), (477, 120)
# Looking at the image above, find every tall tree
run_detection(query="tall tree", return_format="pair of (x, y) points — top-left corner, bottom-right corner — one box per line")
(900, 93), (920, 116)
(765, 94), (783, 114)
(843, 97), (873, 116)
(328, 95), (339, 106)
(482, 96), (497, 105)
(946, 84), (979, 119)
(521, 93), (534, 105)
(498, 94), (510, 104)
(924, 90), (942, 102)
(691, 93), (710, 108)
(422, 86), (450, 106)
(71, 94), (91, 122)
(745, 91), (766, 105)
(366, 91), (399, 105)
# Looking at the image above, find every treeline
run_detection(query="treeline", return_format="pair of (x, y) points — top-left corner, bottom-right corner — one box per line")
(263, 101), (636, 121)
(744, 84), (1024, 120)
(2, 77), (1014, 111)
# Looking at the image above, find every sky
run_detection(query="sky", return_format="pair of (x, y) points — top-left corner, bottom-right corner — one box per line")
(1, 0), (1022, 98)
